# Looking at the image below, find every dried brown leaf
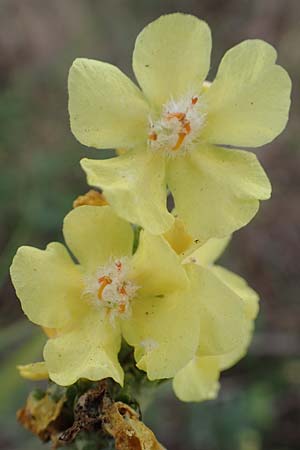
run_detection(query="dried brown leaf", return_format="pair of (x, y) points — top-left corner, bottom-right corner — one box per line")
(17, 392), (66, 442)
(58, 381), (107, 444)
(102, 399), (164, 450)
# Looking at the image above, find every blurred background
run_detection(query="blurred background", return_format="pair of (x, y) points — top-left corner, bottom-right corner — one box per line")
(0, 0), (299, 449)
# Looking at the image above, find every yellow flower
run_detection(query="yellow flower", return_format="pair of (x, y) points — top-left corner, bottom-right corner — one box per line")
(68, 13), (291, 242)
(10, 205), (201, 386)
(169, 233), (259, 402)
(121, 225), (250, 382)
(11, 206), (250, 389)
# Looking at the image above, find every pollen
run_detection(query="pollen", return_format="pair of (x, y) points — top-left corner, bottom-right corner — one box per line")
(83, 258), (139, 323)
(148, 93), (206, 156)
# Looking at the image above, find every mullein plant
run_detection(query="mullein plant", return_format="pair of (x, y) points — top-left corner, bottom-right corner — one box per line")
(10, 13), (291, 449)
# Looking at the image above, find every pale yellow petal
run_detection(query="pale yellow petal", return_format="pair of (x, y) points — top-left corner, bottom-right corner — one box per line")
(10, 243), (86, 329)
(189, 264), (248, 356)
(218, 325), (253, 371)
(129, 231), (188, 297)
(173, 356), (220, 402)
(133, 13), (211, 107)
(81, 150), (174, 235)
(217, 307), (255, 370)
(164, 218), (194, 256)
(63, 205), (134, 272)
(167, 145), (271, 241)
(205, 265), (259, 370)
(211, 265), (259, 320)
(44, 309), (123, 386)
(43, 327), (59, 338)
(188, 236), (231, 266)
(122, 265), (201, 379)
(17, 362), (49, 381)
(164, 217), (209, 261)
(68, 58), (148, 149)
(17, 361), (49, 381)
(202, 40), (291, 147)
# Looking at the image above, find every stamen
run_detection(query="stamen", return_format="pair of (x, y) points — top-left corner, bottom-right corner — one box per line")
(118, 285), (127, 296)
(166, 112), (186, 121)
(148, 131), (157, 141)
(147, 93), (205, 156)
(97, 276), (112, 300)
(83, 257), (139, 322)
(118, 303), (126, 314)
(173, 132), (188, 151)
(115, 261), (122, 271)
(184, 122), (191, 134)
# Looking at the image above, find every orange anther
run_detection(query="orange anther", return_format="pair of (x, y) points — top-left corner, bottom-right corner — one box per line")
(192, 96), (198, 105)
(148, 132), (157, 141)
(184, 122), (191, 134)
(118, 303), (126, 313)
(115, 261), (122, 271)
(97, 276), (112, 300)
(98, 275), (112, 284)
(172, 132), (187, 151)
(119, 285), (127, 296)
(167, 112), (186, 122)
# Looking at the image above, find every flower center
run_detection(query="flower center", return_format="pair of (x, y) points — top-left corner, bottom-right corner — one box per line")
(84, 258), (138, 323)
(148, 93), (206, 156)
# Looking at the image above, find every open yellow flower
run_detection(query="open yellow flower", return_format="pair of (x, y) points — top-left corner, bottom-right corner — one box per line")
(11, 206), (249, 389)
(10, 205), (201, 386)
(69, 13), (291, 241)
(169, 232), (259, 402)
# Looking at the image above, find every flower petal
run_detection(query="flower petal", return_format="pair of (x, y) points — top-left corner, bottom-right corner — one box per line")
(68, 58), (148, 149)
(172, 356), (220, 402)
(129, 231), (189, 297)
(188, 236), (231, 266)
(164, 218), (194, 256)
(164, 217), (211, 261)
(190, 264), (248, 356)
(173, 265), (260, 400)
(10, 243), (86, 329)
(202, 40), (291, 147)
(133, 13), (211, 107)
(63, 205), (134, 272)
(197, 265), (259, 371)
(167, 145), (271, 240)
(211, 265), (259, 320)
(17, 362), (49, 381)
(122, 265), (201, 379)
(81, 150), (174, 235)
(44, 309), (123, 386)
(218, 328), (253, 371)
